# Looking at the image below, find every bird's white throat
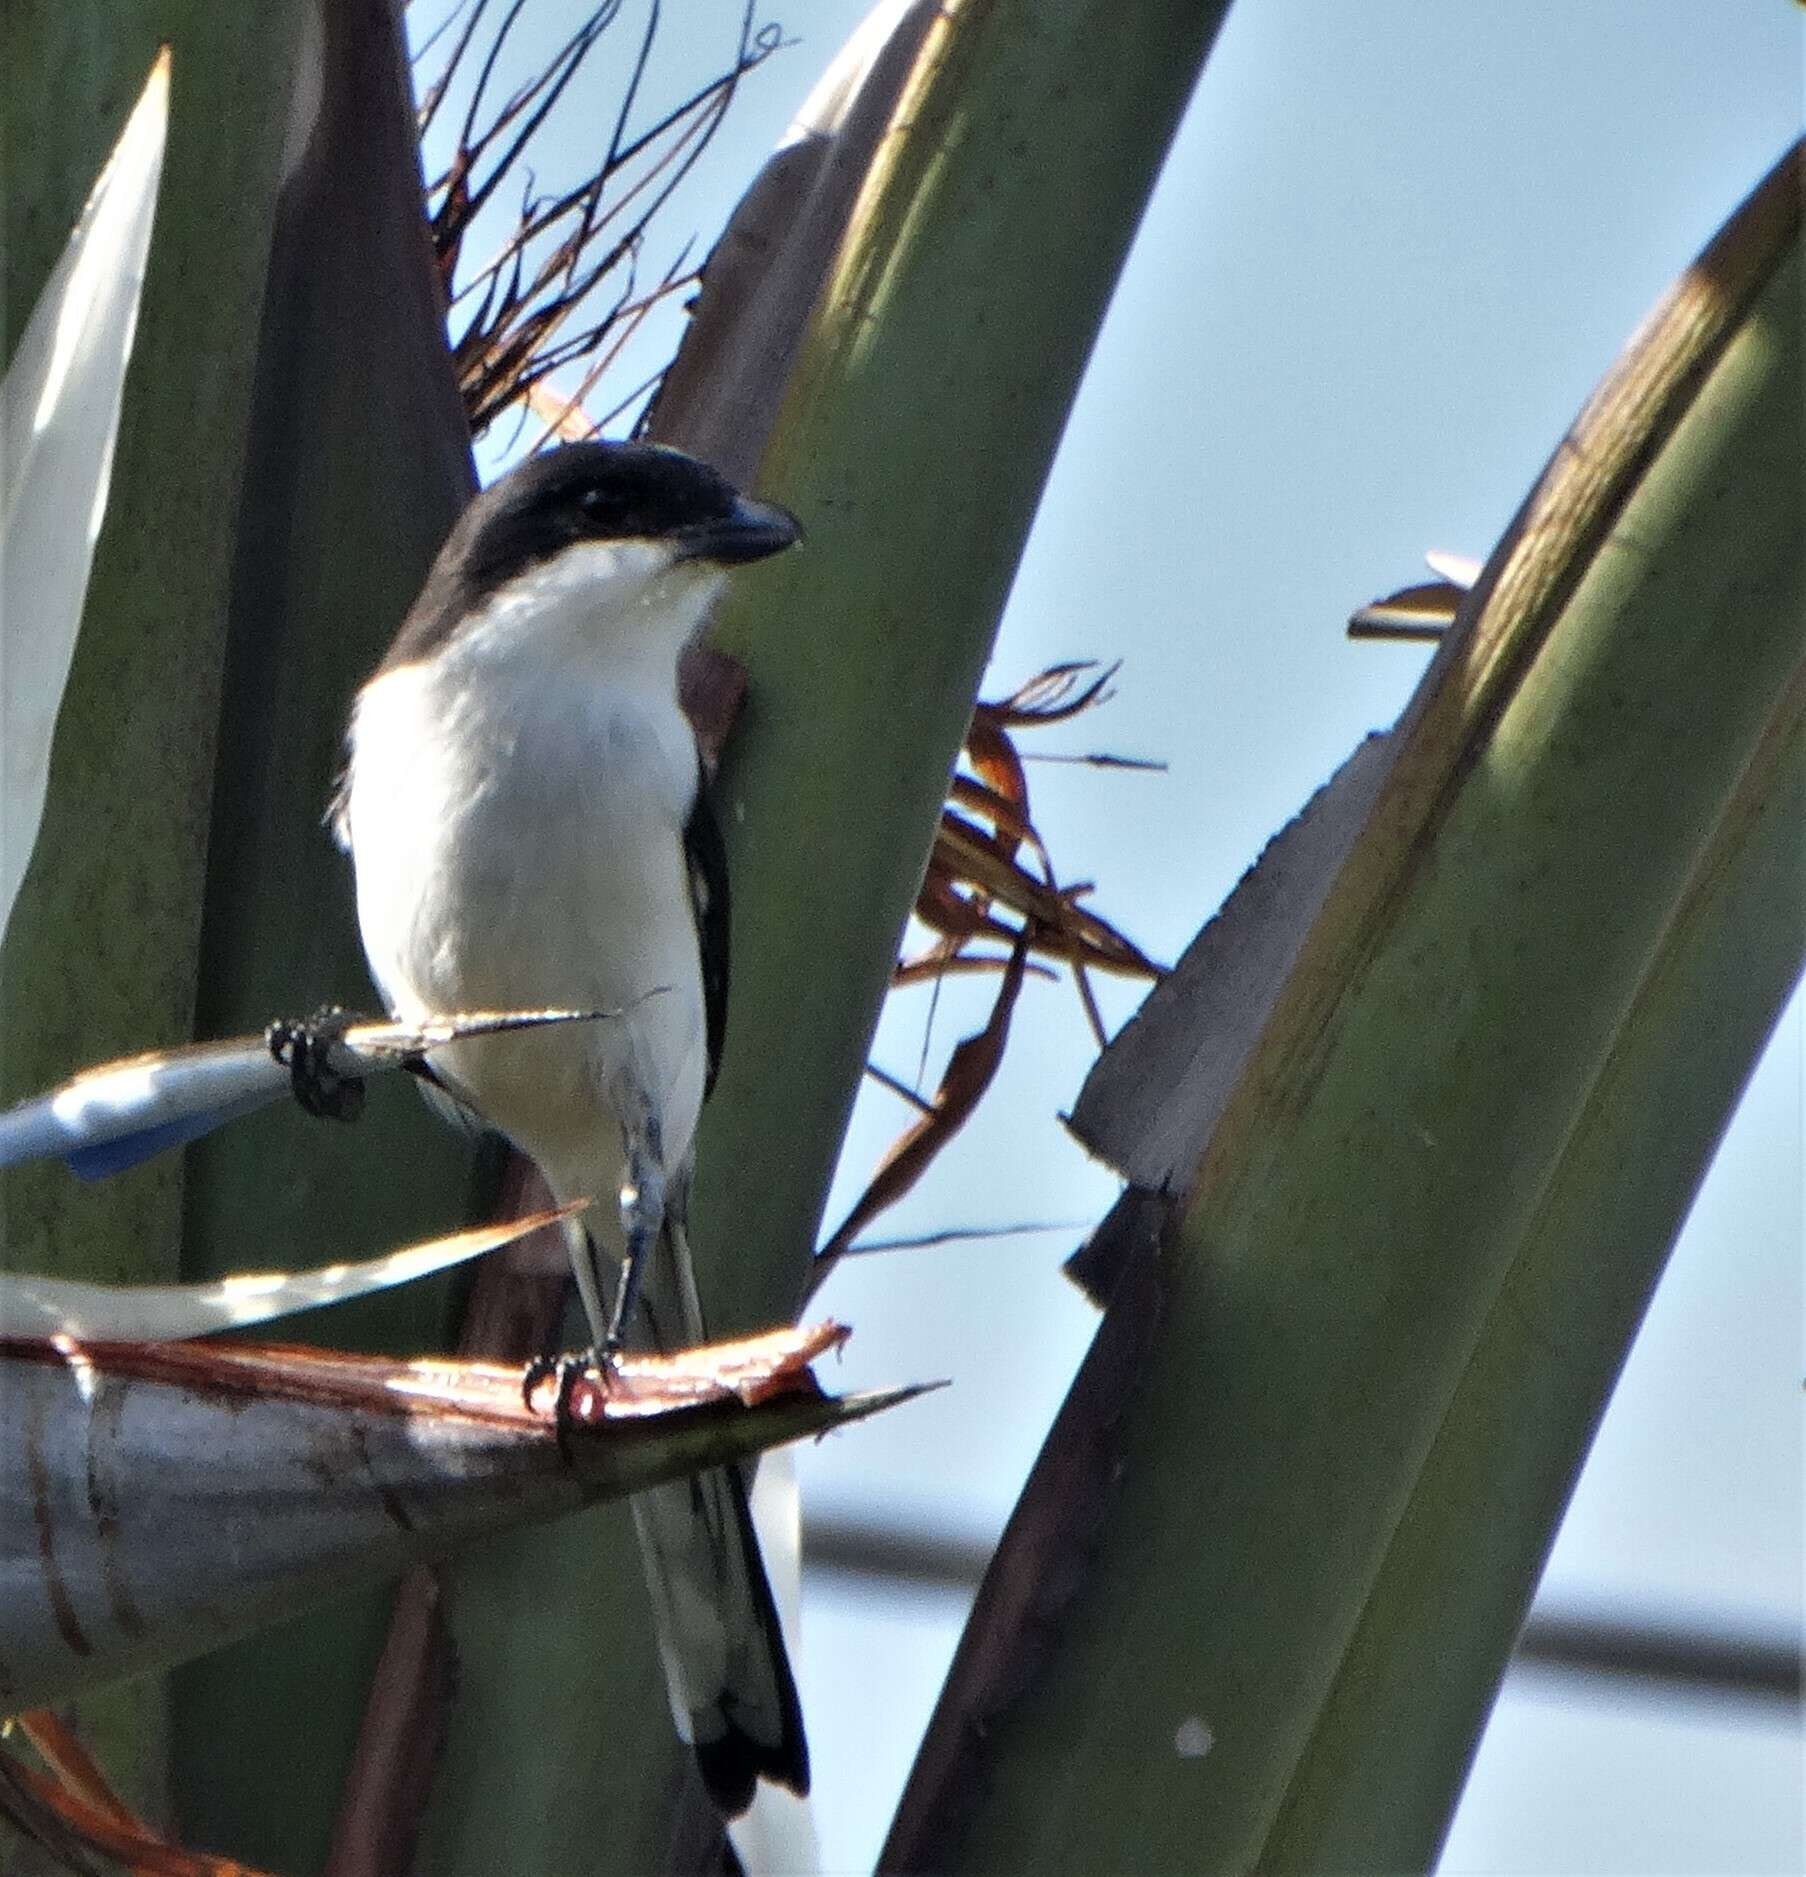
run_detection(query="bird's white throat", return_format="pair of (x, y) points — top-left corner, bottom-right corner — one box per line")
(442, 540), (725, 682)
(336, 541), (717, 852)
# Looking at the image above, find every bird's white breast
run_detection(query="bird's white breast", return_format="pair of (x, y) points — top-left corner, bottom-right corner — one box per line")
(339, 548), (721, 1222)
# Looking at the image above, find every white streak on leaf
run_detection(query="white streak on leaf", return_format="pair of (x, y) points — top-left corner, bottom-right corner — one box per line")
(0, 1212), (564, 1340)
(0, 48), (170, 940)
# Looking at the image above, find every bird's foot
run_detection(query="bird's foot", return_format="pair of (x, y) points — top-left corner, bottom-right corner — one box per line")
(266, 1006), (367, 1122)
(522, 1345), (629, 1452)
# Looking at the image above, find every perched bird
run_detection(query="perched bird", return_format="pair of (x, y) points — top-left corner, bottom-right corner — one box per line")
(332, 440), (806, 1815)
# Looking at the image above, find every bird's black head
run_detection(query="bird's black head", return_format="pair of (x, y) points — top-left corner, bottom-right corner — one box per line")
(383, 441), (801, 668)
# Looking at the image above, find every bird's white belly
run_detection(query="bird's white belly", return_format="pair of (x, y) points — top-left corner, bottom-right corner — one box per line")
(343, 658), (707, 1235)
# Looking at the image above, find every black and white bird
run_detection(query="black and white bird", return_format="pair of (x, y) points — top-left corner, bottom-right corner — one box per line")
(332, 440), (806, 1815)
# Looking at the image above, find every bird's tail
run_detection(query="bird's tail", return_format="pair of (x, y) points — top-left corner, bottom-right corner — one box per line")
(627, 1202), (809, 1816)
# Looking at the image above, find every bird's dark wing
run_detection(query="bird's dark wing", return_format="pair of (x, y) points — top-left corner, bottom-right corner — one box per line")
(684, 777), (730, 1101)
(406, 1059), (491, 1139)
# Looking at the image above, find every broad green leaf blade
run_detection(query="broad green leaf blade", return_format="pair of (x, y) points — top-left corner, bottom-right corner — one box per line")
(1, 1323), (905, 1714)
(2, 0), (327, 1817)
(884, 141), (1804, 1873)
(0, 48), (168, 942)
(1262, 669), (1806, 1871)
(154, 3), (484, 1865)
(690, 0), (1237, 1333)
(0, 1212), (568, 1340)
(0, 0), (318, 1291)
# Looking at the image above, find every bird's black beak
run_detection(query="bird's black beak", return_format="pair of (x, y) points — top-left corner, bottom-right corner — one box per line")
(674, 495), (803, 567)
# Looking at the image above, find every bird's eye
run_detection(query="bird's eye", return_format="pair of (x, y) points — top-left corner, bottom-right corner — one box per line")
(577, 485), (628, 526)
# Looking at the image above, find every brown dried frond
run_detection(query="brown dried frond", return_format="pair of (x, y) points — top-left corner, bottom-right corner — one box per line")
(817, 663), (1164, 1276)
(815, 935), (1033, 1285)
(3, 1710), (278, 1875)
(912, 661), (1164, 1023)
(415, 1), (788, 442)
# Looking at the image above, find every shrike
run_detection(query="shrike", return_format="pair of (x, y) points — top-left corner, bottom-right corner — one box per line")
(333, 440), (806, 1815)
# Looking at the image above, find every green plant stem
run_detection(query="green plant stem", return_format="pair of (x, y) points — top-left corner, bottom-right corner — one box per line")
(689, 0), (1239, 1335)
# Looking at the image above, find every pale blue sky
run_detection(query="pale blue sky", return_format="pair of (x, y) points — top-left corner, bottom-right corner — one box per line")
(424, 3), (1803, 1868)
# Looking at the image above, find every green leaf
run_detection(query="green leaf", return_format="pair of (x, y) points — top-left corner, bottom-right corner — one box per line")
(3, 0), (323, 1817)
(689, 0), (1239, 1336)
(156, 4), (491, 1863)
(882, 142), (1804, 1872)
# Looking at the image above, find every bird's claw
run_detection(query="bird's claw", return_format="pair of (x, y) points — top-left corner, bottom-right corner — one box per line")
(521, 1351), (566, 1414)
(266, 1005), (367, 1121)
(523, 1345), (630, 1451)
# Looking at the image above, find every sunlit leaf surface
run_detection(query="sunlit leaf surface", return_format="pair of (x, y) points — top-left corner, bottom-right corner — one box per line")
(1, 49), (168, 940)
(0, 1211), (572, 1341)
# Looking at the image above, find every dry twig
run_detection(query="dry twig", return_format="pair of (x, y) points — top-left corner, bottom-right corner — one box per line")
(821, 662), (1165, 1273)
(416, 1), (788, 440)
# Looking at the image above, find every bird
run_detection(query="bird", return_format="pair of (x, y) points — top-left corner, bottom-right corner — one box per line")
(331, 438), (807, 1816)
